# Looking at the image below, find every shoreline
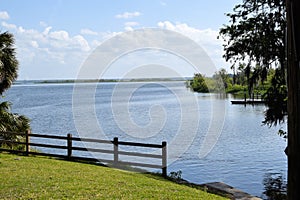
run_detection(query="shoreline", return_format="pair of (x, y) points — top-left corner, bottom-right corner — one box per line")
(13, 78), (191, 85)
(164, 176), (261, 200)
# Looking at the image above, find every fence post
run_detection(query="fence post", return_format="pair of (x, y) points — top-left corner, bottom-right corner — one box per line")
(162, 141), (167, 178)
(25, 130), (30, 156)
(67, 133), (72, 160)
(113, 137), (119, 167)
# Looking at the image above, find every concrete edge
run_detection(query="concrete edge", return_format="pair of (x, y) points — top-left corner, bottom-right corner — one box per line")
(201, 182), (262, 200)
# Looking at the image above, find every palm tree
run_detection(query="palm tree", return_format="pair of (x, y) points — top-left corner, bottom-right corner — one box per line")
(0, 31), (30, 147)
(0, 102), (30, 147)
(0, 31), (19, 95)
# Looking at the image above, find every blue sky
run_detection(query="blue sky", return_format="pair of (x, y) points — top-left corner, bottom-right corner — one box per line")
(0, 0), (241, 80)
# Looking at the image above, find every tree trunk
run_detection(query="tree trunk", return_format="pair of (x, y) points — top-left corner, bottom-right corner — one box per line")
(286, 0), (300, 199)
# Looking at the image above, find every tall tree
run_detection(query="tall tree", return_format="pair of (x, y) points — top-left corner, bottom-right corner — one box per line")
(219, 0), (287, 125)
(286, 0), (300, 199)
(0, 31), (30, 145)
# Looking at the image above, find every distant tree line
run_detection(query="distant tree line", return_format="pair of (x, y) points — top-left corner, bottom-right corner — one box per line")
(188, 66), (280, 98)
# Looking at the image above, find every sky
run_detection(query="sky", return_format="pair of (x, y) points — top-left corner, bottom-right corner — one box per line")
(0, 0), (241, 80)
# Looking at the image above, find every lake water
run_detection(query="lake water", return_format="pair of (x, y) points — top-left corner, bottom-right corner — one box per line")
(4, 81), (287, 197)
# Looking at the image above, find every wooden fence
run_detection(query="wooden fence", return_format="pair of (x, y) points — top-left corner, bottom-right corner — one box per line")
(0, 131), (167, 177)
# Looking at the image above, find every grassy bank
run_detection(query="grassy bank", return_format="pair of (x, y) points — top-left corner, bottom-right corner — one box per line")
(0, 153), (227, 199)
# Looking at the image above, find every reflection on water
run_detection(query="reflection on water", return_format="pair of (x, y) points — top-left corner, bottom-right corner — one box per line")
(262, 173), (287, 200)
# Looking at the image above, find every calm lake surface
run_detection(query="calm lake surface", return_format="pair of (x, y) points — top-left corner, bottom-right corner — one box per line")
(4, 81), (287, 197)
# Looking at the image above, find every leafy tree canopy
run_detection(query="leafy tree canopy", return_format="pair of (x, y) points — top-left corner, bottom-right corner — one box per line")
(219, 0), (286, 71)
(0, 101), (30, 147)
(219, 0), (287, 126)
(0, 31), (19, 95)
(189, 73), (209, 93)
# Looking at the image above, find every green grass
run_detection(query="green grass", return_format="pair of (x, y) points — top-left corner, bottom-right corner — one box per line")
(0, 153), (227, 199)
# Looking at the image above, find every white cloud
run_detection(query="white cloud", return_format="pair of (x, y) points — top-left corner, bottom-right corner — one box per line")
(43, 26), (52, 35)
(124, 21), (139, 27)
(30, 41), (39, 48)
(49, 30), (69, 41)
(73, 35), (90, 52)
(98, 31), (121, 42)
(0, 20), (97, 79)
(124, 21), (139, 31)
(157, 21), (228, 69)
(124, 26), (134, 32)
(157, 20), (221, 46)
(1, 21), (17, 30)
(80, 28), (98, 36)
(115, 11), (141, 19)
(39, 21), (48, 27)
(0, 11), (9, 20)
(18, 26), (26, 33)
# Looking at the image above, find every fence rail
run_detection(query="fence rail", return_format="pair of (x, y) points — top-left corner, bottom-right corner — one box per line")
(0, 131), (167, 177)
